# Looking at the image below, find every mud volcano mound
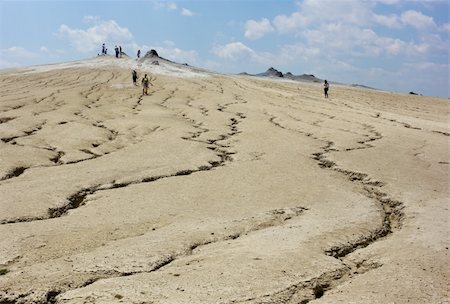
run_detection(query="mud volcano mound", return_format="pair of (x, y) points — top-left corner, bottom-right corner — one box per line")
(143, 49), (159, 59)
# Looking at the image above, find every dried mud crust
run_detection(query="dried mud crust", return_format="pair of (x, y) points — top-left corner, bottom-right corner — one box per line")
(52, 85), (404, 304)
(0, 76), (252, 303)
(264, 111), (404, 303)
(1, 67), (446, 304)
(0, 87), (245, 225)
(0, 72), (119, 181)
(0, 207), (308, 304)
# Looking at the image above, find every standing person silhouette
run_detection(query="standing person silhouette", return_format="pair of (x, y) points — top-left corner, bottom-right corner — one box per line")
(137, 49), (141, 59)
(132, 70), (138, 86)
(142, 74), (150, 95)
(324, 80), (330, 98)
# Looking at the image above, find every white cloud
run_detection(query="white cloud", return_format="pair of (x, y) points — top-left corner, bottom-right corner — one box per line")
(124, 41), (200, 65)
(373, 0), (401, 4)
(157, 46), (200, 64)
(273, 12), (308, 34)
(403, 61), (448, 71)
(58, 19), (134, 53)
(213, 42), (254, 60)
(272, 0), (378, 34)
(270, 1), (441, 35)
(167, 3), (177, 10)
(373, 14), (401, 28)
(400, 10), (436, 30)
(162, 40), (176, 47)
(442, 23), (450, 32)
(1, 46), (38, 59)
(212, 41), (321, 68)
(181, 8), (195, 17)
(245, 18), (274, 40)
(57, 16), (200, 66)
(300, 0), (373, 26)
(302, 23), (429, 57)
(0, 46), (63, 69)
(331, 59), (359, 72)
(278, 43), (321, 62)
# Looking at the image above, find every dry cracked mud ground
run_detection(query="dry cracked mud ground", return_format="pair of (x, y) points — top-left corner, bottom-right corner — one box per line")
(0, 57), (448, 303)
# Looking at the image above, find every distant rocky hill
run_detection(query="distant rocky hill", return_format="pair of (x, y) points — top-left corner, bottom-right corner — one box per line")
(350, 83), (377, 90)
(257, 67), (284, 78)
(240, 67), (382, 90)
(241, 67), (323, 83)
(284, 72), (322, 83)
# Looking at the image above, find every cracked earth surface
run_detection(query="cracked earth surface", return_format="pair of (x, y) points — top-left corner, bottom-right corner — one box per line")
(0, 59), (448, 303)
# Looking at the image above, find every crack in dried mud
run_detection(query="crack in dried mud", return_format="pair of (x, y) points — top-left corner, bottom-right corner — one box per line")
(0, 83), (253, 303)
(0, 167), (28, 181)
(0, 207), (308, 304)
(1, 91), (246, 225)
(263, 111), (405, 303)
(2, 75), (434, 304)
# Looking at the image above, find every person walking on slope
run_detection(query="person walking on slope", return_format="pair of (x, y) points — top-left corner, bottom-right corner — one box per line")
(132, 70), (138, 86)
(119, 46), (122, 58)
(142, 74), (150, 95)
(324, 80), (330, 98)
(115, 45), (119, 58)
(137, 49), (141, 59)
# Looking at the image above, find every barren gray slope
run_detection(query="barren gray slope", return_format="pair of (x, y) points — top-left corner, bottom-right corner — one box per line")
(0, 59), (448, 303)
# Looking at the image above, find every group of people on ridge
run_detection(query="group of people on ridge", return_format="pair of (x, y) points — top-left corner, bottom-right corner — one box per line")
(100, 44), (124, 58)
(101, 43), (142, 60)
(114, 45), (123, 58)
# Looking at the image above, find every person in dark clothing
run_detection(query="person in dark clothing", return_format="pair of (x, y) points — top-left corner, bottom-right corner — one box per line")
(324, 80), (329, 98)
(132, 70), (138, 86)
(137, 49), (141, 59)
(102, 43), (106, 55)
(115, 46), (119, 58)
(119, 46), (122, 58)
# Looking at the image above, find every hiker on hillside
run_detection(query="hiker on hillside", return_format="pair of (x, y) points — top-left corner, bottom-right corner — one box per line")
(119, 46), (122, 58)
(137, 49), (141, 59)
(132, 70), (138, 86)
(142, 74), (150, 95)
(115, 46), (119, 58)
(324, 80), (330, 98)
(101, 43), (106, 55)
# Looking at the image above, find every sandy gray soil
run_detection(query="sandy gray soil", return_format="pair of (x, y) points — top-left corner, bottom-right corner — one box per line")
(0, 57), (448, 303)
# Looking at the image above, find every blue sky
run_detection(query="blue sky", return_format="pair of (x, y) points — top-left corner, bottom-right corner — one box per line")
(1, 0), (449, 97)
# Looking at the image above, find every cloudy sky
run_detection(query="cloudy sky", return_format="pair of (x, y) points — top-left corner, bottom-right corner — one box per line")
(1, 0), (449, 97)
